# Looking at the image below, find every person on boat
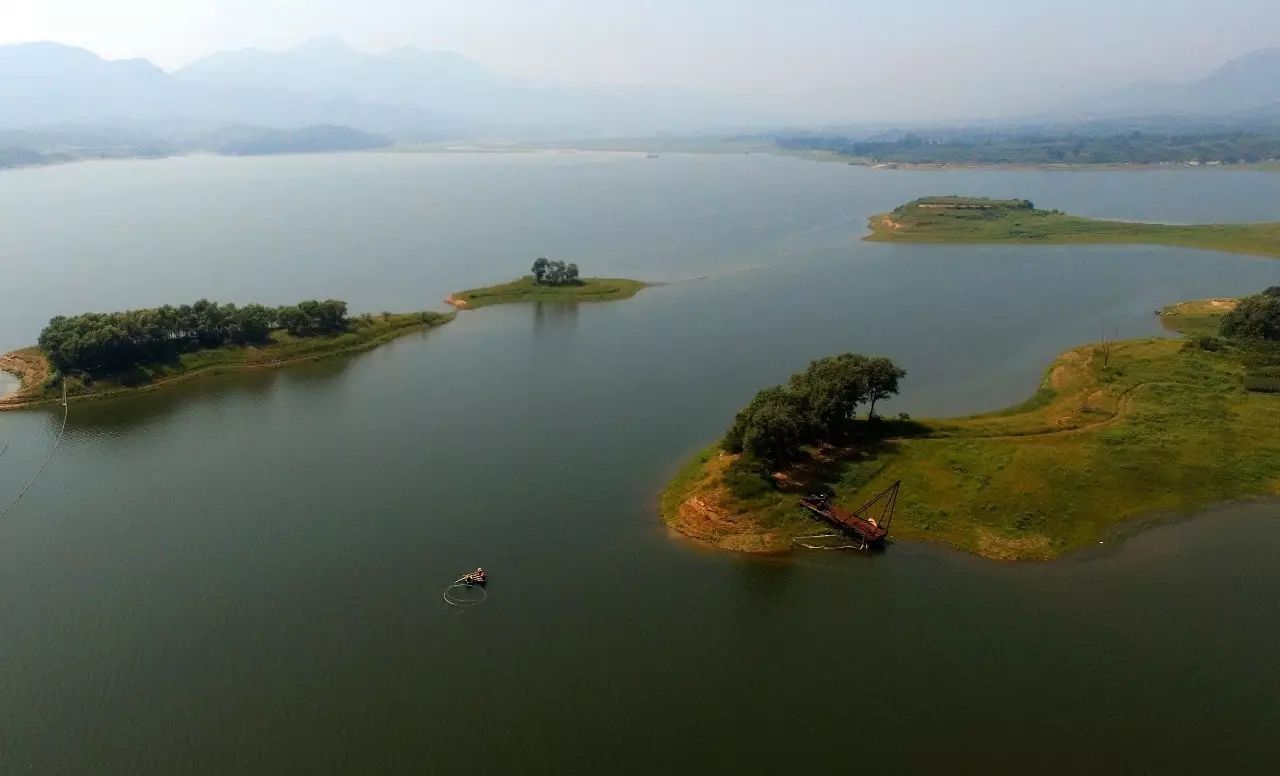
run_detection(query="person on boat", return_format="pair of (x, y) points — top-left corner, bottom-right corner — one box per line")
(469, 567), (486, 584)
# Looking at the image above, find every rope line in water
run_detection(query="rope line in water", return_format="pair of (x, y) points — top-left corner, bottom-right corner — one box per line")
(441, 577), (488, 609)
(0, 389), (68, 520)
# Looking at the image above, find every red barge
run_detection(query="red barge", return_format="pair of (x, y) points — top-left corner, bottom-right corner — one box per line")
(798, 481), (900, 549)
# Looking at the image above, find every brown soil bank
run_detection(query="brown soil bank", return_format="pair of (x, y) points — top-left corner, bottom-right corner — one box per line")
(0, 348), (51, 408)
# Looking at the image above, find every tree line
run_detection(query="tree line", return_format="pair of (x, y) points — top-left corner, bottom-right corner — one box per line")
(722, 353), (906, 465)
(776, 131), (1280, 166)
(39, 298), (349, 374)
(530, 257), (581, 286)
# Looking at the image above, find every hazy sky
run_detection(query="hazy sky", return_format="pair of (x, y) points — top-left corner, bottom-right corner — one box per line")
(4, 0), (1280, 121)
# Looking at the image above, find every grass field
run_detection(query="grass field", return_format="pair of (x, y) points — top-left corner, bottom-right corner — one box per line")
(0, 311), (454, 410)
(865, 196), (1280, 259)
(448, 276), (648, 308)
(662, 299), (1280, 559)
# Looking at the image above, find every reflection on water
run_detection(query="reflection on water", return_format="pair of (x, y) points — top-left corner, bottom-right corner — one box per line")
(532, 299), (580, 335)
(65, 352), (359, 434)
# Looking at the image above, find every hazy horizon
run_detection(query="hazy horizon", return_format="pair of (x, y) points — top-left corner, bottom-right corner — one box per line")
(5, 0), (1280, 123)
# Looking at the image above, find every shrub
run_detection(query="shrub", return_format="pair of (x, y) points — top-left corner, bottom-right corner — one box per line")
(1221, 287), (1280, 340)
(1244, 376), (1280, 393)
(723, 457), (774, 500)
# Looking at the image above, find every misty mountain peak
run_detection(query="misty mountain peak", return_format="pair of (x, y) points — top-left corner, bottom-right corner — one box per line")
(0, 41), (104, 69)
(1201, 47), (1280, 91)
(1068, 45), (1280, 118)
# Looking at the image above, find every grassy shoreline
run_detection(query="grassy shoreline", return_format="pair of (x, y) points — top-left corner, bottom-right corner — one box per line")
(865, 196), (1280, 259)
(0, 311), (454, 411)
(447, 276), (648, 309)
(834, 158), (1280, 172)
(662, 298), (1280, 560)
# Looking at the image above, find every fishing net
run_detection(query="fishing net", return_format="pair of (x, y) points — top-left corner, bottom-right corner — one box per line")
(792, 533), (864, 550)
(442, 579), (488, 609)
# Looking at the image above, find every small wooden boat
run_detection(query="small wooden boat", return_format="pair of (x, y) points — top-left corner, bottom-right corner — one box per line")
(461, 570), (487, 586)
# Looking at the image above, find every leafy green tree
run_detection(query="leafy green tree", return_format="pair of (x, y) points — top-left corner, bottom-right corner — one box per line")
(277, 305), (307, 336)
(722, 386), (810, 464)
(863, 356), (907, 418)
(719, 352), (907, 481)
(1221, 287), (1280, 340)
(316, 299), (348, 332)
(565, 263), (580, 284)
(788, 353), (871, 434)
(547, 260), (568, 285)
(231, 303), (275, 344)
(531, 257), (550, 284)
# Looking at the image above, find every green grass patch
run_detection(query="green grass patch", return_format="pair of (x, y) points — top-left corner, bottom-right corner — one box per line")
(450, 276), (647, 308)
(866, 197), (1280, 260)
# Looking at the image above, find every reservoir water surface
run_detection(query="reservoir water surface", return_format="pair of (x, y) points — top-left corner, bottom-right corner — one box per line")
(2, 152), (1279, 772)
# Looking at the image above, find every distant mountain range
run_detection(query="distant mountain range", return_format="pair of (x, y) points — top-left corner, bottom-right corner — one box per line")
(173, 36), (768, 135)
(1066, 47), (1280, 119)
(0, 41), (467, 137)
(3, 37), (1280, 161)
(0, 38), (768, 139)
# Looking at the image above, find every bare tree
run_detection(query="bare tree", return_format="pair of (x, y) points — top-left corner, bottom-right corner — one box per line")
(1098, 327), (1117, 368)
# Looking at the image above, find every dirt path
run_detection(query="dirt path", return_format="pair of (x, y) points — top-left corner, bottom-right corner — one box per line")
(936, 380), (1183, 443)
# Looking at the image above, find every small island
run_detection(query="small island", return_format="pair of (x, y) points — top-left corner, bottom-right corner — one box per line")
(0, 298), (453, 411)
(663, 286), (1280, 559)
(865, 196), (1280, 259)
(447, 258), (647, 309)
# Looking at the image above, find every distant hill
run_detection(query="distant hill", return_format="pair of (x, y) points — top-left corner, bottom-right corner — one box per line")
(175, 36), (503, 116)
(0, 39), (770, 139)
(1070, 47), (1280, 118)
(174, 37), (770, 135)
(0, 41), (466, 136)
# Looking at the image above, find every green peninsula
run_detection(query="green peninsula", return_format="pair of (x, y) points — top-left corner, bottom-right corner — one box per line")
(866, 196), (1280, 259)
(663, 292), (1280, 560)
(1, 300), (453, 411)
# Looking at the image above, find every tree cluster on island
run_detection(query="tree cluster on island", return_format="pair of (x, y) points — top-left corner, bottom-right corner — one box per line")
(722, 353), (906, 466)
(1220, 286), (1280, 341)
(530, 257), (581, 286)
(38, 298), (350, 374)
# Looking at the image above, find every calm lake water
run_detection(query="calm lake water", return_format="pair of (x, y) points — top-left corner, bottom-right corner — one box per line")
(2, 153), (1279, 773)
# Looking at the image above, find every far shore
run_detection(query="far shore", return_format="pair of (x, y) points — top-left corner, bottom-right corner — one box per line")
(9, 141), (1279, 176)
